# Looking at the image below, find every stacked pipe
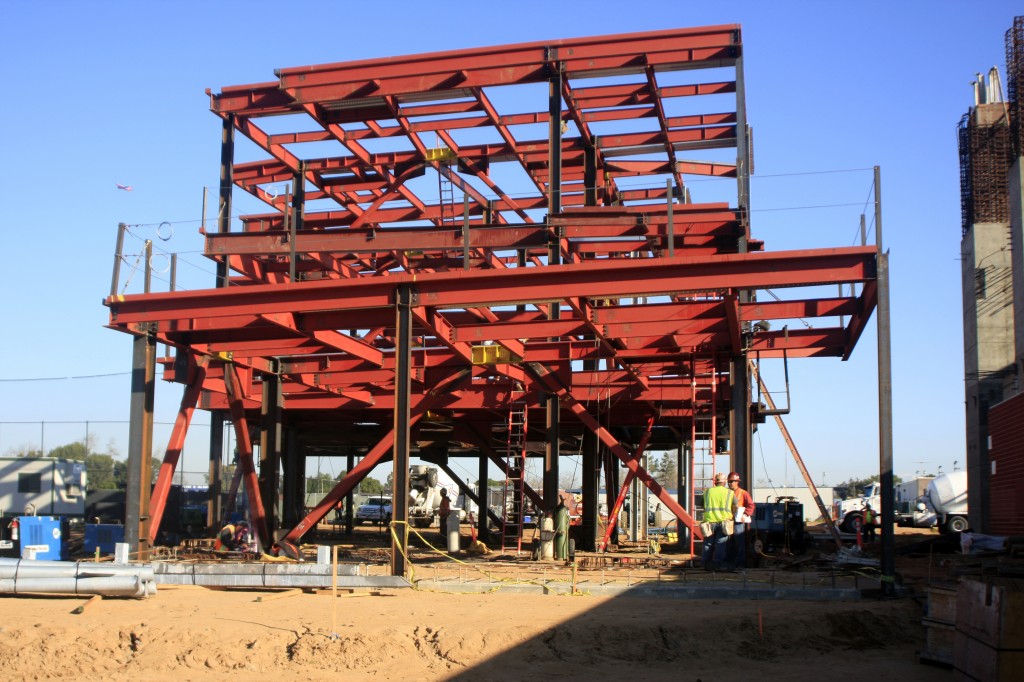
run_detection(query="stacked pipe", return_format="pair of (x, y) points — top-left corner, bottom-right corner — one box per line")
(0, 558), (156, 598)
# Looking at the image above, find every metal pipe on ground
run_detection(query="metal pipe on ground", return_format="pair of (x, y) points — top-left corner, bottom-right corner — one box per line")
(0, 558), (156, 597)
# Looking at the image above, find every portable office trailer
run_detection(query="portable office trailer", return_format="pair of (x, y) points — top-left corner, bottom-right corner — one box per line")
(0, 457), (87, 517)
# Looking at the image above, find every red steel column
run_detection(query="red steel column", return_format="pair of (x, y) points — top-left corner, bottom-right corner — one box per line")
(148, 356), (208, 543)
(223, 362), (269, 548)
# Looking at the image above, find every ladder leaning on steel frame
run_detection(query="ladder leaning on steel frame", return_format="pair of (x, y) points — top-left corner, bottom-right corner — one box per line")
(689, 353), (729, 555)
(501, 393), (528, 554)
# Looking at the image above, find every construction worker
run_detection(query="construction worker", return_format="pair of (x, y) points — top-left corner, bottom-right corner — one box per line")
(214, 520), (249, 551)
(701, 472), (735, 570)
(554, 499), (570, 560)
(862, 504), (876, 542)
(438, 488), (451, 532)
(727, 472), (754, 569)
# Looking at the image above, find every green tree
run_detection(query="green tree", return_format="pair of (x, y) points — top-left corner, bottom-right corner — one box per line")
(305, 472), (334, 494)
(359, 476), (385, 494)
(85, 453), (120, 491)
(649, 452), (678, 486)
(4, 444), (43, 458)
(48, 441), (90, 460)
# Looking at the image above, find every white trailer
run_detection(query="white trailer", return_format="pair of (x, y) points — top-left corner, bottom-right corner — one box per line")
(0, 457), (87, 517)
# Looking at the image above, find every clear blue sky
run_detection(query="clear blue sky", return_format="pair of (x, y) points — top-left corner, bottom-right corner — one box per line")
(0, 1), (1017, 489)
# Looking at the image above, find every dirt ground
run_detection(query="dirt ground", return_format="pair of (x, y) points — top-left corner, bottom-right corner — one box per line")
(0, 526), (956, 681)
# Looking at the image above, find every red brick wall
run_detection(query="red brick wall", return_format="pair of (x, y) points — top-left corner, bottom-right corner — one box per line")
(989, 392), (1024, 535)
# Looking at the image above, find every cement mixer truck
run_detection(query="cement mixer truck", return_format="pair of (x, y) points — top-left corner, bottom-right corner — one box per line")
(408, 465), (466, 528)
(924, 470), (969, 534)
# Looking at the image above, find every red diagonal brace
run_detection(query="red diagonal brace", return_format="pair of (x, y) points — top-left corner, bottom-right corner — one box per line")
(148, 356), (208, 543)
(223, 362), (270, 547)
(599, 416), (655, 551)
(525, 362), (703, 540)
(281, 368), (472, 545)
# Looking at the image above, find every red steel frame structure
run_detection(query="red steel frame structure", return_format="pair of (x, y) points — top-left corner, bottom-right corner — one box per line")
(106, 26), (879, 570)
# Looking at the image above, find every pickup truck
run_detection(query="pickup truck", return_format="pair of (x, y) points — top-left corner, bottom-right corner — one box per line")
(355, 497), (392, 525)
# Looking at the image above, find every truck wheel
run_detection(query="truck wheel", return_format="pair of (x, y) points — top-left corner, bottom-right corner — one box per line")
(947, 516), (968, 533)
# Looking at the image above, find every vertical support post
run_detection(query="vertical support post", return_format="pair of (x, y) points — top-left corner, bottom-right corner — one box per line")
(217, 114), (234, 288)
(732, 48), (753, 484)
(201, 187), (208, 233)
(345, 453), (355, 534)
(580, 427), (599, 552)
(478, 452), (489, 542)
(683, 442), (693, 552)
(125, 327), (156, 561)
(109, 223), (127, 298)
(734, 50), (750, 250)
(259, 367), (282, 534)
(629, 462), (640, 541)
(547, 60), (563, 219)
(207, 411), (224, 530)
(286, 183), (297, 283)
(731, 360), (751, 485)
(281, 429), (301, 527)
(207, 114), (235, 530)
(667, 178), (675, 257)
(391, 284), (414, 577)
(143, 240), (152, 294)
(293, 165), (305, 233)
(462, 194), (471, 270)
(584, 143), (598, 207)
(543, 61), (564, 513)
(874, 166), (895, 595)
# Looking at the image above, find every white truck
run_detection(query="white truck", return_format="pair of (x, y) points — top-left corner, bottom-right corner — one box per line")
(835, 473), (969, 534)
(834, 482), (881, 533)
(924, 470), (969, 534)
(0, 457), (87, 517)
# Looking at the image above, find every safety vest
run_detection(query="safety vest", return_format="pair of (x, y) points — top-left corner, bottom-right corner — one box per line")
(703, 486), (734, 523)
(863, 508), (874, 525)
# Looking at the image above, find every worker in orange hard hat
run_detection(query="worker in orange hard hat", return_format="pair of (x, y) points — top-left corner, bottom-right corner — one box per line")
(727, 472), (754, 569)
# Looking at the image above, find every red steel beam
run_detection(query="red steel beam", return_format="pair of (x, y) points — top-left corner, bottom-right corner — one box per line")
(107, 247), (877, 327)
(262, 27), (740, 106)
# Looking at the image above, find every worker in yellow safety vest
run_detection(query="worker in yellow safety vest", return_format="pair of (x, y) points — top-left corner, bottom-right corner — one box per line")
(702, 472), (735, 571)
(862, 504), (876, 542)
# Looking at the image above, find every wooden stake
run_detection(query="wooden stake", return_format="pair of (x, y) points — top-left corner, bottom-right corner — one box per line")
(255, 588), (302, 602)
(331, 545), (338, 636)
(72, 594), (102, 615)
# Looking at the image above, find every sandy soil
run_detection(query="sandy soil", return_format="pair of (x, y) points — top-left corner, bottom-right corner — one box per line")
(0, 527), (955, 682)
(0, 583), (950, 681)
